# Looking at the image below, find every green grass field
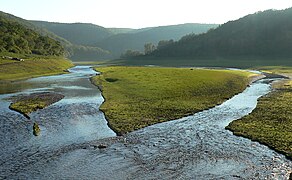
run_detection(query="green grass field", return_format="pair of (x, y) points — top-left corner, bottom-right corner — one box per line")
(92, 66), (253, 134)
(0, 53), (73, 81)
(227, 68), (292, 159)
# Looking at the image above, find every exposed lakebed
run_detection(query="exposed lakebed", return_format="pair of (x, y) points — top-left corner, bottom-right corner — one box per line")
(0, 66), (291, 179)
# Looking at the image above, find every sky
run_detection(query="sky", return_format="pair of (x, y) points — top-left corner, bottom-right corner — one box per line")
(1, 0), (292, 28)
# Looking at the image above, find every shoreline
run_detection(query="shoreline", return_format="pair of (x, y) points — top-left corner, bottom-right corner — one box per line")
(91, 67), (260, 135)
(8, 92), (65, 119)
(226, 126), (292, 161)
(0, 70), (71, 84)
(90, 76), (122, 136)
(226, 72), (292, 161)
(0, 58), (74, 82)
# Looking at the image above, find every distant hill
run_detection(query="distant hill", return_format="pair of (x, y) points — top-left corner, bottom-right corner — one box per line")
(29, 20), (217, 60)
(0, 11), (72, 53)
(148, 8), (292, 66)
(3, 11), (209, 61)
(0, 12), (64, 56)
(31, 21), (113, 46)
(0, 11), (111, 60)
(108, 28), (135, 34)
(95, 23), (218, 58)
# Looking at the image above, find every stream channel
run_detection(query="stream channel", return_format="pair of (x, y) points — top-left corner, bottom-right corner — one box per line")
(0, 66), (291, 179)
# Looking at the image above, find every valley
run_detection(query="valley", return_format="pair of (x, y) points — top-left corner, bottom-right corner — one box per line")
(0, 4), (292, 179)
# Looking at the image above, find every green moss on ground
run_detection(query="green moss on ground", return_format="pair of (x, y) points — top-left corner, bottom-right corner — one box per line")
(227, 77), (292, 159)
(33, 122), (41, 136)
(92, 66), (252, 134)
(9, 92), (64, 118)
(0, 53), (73, 81)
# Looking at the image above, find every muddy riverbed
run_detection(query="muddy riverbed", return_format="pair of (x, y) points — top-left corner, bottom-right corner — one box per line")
(0, 66), (291, 179)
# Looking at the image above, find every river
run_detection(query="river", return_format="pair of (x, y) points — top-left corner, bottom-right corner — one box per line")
(0, 66), (291, 179)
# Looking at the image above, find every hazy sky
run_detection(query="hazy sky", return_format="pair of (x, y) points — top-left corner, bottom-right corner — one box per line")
(1, 0), (292, 28)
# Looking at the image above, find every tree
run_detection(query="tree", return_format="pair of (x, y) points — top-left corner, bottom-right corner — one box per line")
(0, 15), (64, 56)
(120, 49), (143, 58)
(157, 39), (174, 50)
(144, 43), (156, 55)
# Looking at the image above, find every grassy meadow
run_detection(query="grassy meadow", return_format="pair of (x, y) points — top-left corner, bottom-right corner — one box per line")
(92, 66), (253, 134)
(0, 53), (73, 81)
(227, 68), (292, 159)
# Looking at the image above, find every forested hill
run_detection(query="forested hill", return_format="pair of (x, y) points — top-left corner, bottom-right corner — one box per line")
(31, 21), (113, 46)
(30, 21), (217, 59)
(0, 11), (112, 60)
(151, 8), (292, 61)
(95, 23), (218, 58)
(0, 13), (64, 56)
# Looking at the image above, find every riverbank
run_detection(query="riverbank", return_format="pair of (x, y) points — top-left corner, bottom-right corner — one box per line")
(8, 92), (65, 119)
(91, 66), (254, 134)
(226, 67), (292, 160)
(0, 54), (73, 82)
(26, 71), (291, 179)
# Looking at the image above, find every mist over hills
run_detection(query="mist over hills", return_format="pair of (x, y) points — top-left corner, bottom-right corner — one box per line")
(0, 11), (218, 61)
(1, 8), (291, 67)
(30, 20), (217, 60)
(95, 23), (218, 58)
(31, 21), (113, 46)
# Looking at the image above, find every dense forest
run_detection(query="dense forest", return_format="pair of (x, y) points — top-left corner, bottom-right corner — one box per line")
(0, 12), (214, 60)
(3, 7), (291, 65)
(31, 20), (217, 59)
(0, 15), (64, 56)
(95, 23), (218, 58)
(150, 8), (292, 60)
(0, 11), (112, 59)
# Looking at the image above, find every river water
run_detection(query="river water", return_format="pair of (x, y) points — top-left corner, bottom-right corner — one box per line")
(0, 66), (291, 179)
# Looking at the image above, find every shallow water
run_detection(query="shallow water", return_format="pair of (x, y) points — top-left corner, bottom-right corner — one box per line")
(0, 66), (115, 178)
(0, 67), (291, 179)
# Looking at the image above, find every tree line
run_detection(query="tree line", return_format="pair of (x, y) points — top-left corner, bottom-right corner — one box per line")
(0, 16), (64, 56)
(120, 40), (175, 58)
(148, 8), (292, 59)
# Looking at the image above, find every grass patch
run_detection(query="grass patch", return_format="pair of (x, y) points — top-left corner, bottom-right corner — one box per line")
(0, 53), (73, 81)
(9, 92), (64, 118)
(255, 66), (292, 80)
(106, 57), (292, 69)
(255, 66), (292, 74)
(226, 71), (292, 159)
(92, 66), (252, 134)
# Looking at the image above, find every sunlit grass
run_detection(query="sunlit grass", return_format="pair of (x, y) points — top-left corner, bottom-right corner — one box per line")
(227, 68), (292, 159)
(92, 66), (252, 134)
(0, 53), (73, 81)
(255, 66), (292, 74)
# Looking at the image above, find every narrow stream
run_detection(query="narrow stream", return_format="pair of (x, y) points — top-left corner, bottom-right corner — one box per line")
(0, 66), (115, 178)
(0, 67), (291, 179)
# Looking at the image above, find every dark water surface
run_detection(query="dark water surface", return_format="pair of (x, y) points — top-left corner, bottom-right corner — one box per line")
(0, 67), (291, 179)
